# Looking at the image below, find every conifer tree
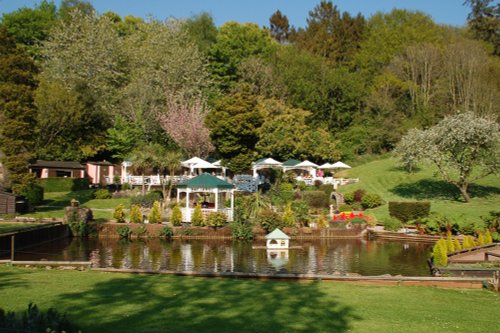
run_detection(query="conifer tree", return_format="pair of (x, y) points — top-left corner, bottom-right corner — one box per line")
(148, 201), (162, 224)
(191, 203), (204, 226)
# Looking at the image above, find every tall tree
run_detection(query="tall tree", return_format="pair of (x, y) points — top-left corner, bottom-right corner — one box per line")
(395, 112), (499, 203)
(206, 90), (264, 173)
(59, 0), (94, 21)
(0, 0), (57, 57)
(464, 0), (500, 55)
(183, 12), (218, 54)
(292, 1), (365, 63)
(269, 10), (290, 44)
(0, 28), (38, 192)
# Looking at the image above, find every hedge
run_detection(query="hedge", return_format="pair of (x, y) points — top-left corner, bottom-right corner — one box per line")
(301, 191), (329, 208)
(388, 201), (431, 222)
(39, 178), (90, 192)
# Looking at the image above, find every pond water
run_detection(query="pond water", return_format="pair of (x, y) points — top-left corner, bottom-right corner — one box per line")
(9, 237), (433, 276)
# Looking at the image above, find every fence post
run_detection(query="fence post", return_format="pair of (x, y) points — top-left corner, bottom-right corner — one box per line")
(10, 235), (14, 261)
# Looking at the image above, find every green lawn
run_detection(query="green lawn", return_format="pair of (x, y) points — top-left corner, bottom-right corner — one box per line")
(337, 156), (500, 226)
(0, 266), (498, 333)
(22, 189), (131, 221)
(0, 223), (42, 235)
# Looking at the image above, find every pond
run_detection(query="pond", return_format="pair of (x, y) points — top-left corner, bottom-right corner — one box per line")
(8, 237), (433, 276)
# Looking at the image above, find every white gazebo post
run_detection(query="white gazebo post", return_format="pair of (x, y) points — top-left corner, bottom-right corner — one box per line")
(214, 188), (219, 211)
(185, 188), (191, 221)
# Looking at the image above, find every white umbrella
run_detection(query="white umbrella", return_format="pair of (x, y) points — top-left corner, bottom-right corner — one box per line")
(295, 160), (319, 168)
(319, 163), (334, 169)
(330, 161), (351, 169)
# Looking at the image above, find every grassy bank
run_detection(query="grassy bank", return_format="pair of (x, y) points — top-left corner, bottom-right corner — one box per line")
(0, 266), (497, 333)
(338, 156), (500, 226)
(0, 223), (43, 235)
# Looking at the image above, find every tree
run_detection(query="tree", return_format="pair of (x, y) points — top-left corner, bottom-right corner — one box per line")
(464, 0), (500, 55)
(59, 0), (94, 21)
(129, 144), (157, 194)
(0, 0), (57, 57)
(209, 22), (274, 90)
(395, 112), (499, 202)
(292, 1), (365, 63)
(206, 90), (264, 173)
(0, 28), (38, 193)
(157, 93), (213, 158)
(269, 10), (290, 44)
(183, 12), (218, 54)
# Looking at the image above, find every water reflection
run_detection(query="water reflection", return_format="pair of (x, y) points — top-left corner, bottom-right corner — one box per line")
(9, 238), (432, 276)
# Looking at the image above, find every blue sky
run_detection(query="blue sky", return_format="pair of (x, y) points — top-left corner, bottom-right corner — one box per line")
(0, 0), (470, 27)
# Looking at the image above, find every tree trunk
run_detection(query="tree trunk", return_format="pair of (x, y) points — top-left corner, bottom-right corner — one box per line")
(457, 183), (471, 203)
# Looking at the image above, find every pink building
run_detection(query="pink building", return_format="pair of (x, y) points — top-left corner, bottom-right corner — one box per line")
(86, 161), (120, 185)
(29, 160), (85, 179)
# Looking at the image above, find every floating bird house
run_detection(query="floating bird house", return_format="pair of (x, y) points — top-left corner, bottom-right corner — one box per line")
(265, 228), (290, 249)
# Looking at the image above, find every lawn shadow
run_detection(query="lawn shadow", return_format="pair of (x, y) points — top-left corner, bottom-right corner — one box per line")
(0, 269), (30, 291)
(41, 190), (95, 208)
(390, 179), (500, 201)
(56, 274), (360, 333)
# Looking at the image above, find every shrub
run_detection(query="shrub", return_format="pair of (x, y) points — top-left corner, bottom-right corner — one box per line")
(446, 232), (455, 252)
(319, 184), (334, 200)
(0, 303), (79, 333)
(117, 225), (132, 239)
(364, 214), (378, 227)
(113, 204), (126, 223)
(301, 191), (329, 208)
(338, 204), (352, 212)
(277, 182), (294, 204)
(205, 211), (227, 227)
(353, 189), (366, 202)
(148, 201), (162, 224)
(388, 201), (431, 222)
(93, 188), (112, 199)
(459, 221), (479, 235)
(477, 231), (486, 245)
(20, 183), (44, 206)
(134, 225), (147, 237)
(432, 239), (448, 266)
(296, 181), (307, 191)
(462, 235), (476, 249)
(491, 232), (500, 242)
(282, 202), (295, 227)
(422, 213), (456, 235)
(121, 182), (131, 190)
(361, 193), (383, 209)
(191, 203), (204, 226)
(291, 200), (310, 226)
(130, 191), (163, 208)
(484, 229), (493, 244)
(384, 217), (402, 231)
(39, 178), (89, 192)
(482, 211), (500, 232)
(129, 205), (143, 223)
(317, 214), (329, 228)
(453, 238), (462, 251)
(159, 226), (174, 238)
(313, 179), (323, 187)
(349, 217), (367, 225)
(351, 202), (362, 211)
(256, 209), (283, 232)
(171, 205), (183, 226)
(343, 192), (354, 205)
(231, 221), (253, 240)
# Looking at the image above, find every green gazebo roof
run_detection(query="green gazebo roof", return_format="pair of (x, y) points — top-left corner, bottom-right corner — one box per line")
(282, 159), (301, 167)
(177, 173), (234, 189)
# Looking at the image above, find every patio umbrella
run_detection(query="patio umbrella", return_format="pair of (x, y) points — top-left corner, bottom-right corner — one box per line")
(330, 161), (351, 169)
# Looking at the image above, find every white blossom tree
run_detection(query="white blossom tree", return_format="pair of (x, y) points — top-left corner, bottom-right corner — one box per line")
(395, 112), (499, 202)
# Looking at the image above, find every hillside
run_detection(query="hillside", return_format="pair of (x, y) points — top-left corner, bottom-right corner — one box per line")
(337, 156), (500, 226)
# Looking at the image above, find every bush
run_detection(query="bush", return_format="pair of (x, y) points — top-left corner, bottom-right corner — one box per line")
(491, 232), (500, 242)
(93, 188), (112, 199)
(20, 183), (44, 206)
(282, 202), (296, 227)
(384, 217), (402, 231)
(422, 213), (456, 235)
(130, 191), (163, 208)
(317, 214), (329, 228)
(459, 221), (479, 235)
(432, 239), (448, 267)
(171, 205), (183, 226)
(338, 204), (352, 212)
(349, 217), (367, 225)
(364, 214), (378, 227)
(319, 184), (334, 200)
(277, 182), (294, 204)
(129, 205), (143, 223)
(343, 192), (354, 205)
(353, 189), (366, 202)
(117, 225), (132, 239)
(462, 235), (476, 249)
(256, 209), (283, 232)
(205, 211), (227, 227)
(291, 200), (310, 226)
(388, 201), (431, 222)
(121, 182), (131, 190)
(148, 201), (162, 224)
(159, 226), (174, 238)
(191, 203), (204, 226)
(113, 204), (126, 223)
(301, 191), (329, 208)
(0, 303), (79, 333)
(482, 211), (500, 232)
(39, 178), (89, 192)
(313, 179), (323, 187)
(484, 229), (493, 244)
(361, 193), (383, 209)
(231, 221), (253, 240)
(134, 225), (147, 237)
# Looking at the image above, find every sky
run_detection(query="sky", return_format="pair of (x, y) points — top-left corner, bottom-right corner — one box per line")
(0, 0), (471, 28)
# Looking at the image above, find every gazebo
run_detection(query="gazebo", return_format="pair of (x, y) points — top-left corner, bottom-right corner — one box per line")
(181, 157), (218, 176)
(252, 157), (282, 178)
(176, 173), (235, 222)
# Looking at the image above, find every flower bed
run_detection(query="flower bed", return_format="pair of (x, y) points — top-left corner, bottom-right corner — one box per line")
(332, 211), (366, 222)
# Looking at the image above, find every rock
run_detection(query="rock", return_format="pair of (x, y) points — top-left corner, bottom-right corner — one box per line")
(45, 266), (52, 270)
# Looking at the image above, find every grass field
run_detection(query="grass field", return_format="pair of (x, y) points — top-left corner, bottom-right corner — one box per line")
(0, 266), (498, 333)
(337, 156), (500, 226)
(22, 189), (131, 221)
(0, 223), (42, 235)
